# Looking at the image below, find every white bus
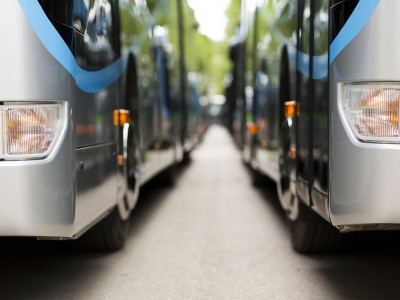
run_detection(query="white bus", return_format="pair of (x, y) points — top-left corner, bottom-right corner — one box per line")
(0, 0), (198, 250)
(228, 0), (400, 252)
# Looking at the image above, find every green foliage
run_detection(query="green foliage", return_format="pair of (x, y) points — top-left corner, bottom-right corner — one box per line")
(181, 0), (230, 94)
(225, 0), (241, 38)
(119, 0), (237, 95)
(191, 34), (230, 94)
(146, 0), (234, 94)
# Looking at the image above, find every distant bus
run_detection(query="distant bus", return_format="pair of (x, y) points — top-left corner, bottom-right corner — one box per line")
(0, 0), (198, 250)
(148, 0), (202, 160)
(229, 0), (399, 252)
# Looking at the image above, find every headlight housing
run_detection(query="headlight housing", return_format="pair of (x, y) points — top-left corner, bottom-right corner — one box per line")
(340, 83), (400, 143)
(0, 102), (66, 160)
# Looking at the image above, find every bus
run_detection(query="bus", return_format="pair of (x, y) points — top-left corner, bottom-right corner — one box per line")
(229, 0), (399, 252)
(0, 0), (199, 250)
(148, 0), (203, 161)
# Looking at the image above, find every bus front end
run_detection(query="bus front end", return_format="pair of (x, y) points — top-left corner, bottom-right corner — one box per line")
(330, 0), (400, 230)
(0, 1), (76, 238)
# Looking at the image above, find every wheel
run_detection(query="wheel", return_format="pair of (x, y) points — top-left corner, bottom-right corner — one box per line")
(118, 122), (140, 220)
(156, 159), (178, 186)
(251, 169), (265, 187)
(182, 150), (191, 164)
(290, 201), (346, 253)
(74, 208), (129, 251)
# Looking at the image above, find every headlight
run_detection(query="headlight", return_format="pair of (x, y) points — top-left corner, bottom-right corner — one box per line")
(1, 103), (66, 160)
(340, 83), (400, 142)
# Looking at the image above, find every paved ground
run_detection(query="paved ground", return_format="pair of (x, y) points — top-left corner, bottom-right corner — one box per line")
(2, 125), (400, 299)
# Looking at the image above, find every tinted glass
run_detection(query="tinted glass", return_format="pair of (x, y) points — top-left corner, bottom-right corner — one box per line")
(329, 0), (359, 42)
(38, 0), (90, 33)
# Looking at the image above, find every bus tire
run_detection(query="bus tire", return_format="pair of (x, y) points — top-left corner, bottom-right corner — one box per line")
(119, 121), (141, 219)
(156, 160), (178, 186)
(290, 201), (345, 253)
(75, 208), (129, 251)
(182, 150), (191, 164)
(251, 169), (265, 187)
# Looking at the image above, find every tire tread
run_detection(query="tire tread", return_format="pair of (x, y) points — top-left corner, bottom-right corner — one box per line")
(291, 202), (346, 254)
(73, 209), (128, 251)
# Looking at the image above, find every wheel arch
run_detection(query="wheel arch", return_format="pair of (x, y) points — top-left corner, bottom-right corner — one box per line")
(116, 52), (141, 220)
(277, 44), (297, 215)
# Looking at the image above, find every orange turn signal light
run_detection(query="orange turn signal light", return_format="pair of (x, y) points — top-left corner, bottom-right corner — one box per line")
(113, 109), (130, 126)
(284, 101), (296, 119)
(289, 147), (296, 159)
(247, 122), (258, 135)
(117, 154), (125, 166)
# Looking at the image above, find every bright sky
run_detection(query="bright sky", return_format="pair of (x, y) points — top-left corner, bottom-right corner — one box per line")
(187, 0), (230, 42)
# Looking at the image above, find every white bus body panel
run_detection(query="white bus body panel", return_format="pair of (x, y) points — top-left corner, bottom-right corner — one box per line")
(0, 1), (118, 237)
(330, 0), (400, 226)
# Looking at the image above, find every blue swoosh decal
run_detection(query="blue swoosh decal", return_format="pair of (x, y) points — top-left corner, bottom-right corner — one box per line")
(330, 0), (380, 64)
(297, 0), (380, 78)
(297, 50), (310, 78)
(313, 54), (328, 79)
(296, 50), (328, 80)
(18, 0), (127, 93)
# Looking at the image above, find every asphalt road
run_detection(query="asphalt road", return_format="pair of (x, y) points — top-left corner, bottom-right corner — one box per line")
(2, 125), (400, 299)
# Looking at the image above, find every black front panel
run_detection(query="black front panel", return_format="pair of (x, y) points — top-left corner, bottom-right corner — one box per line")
(75, 0), (119, 71)
(38, 0), (75, 27)
(38, 0), (91, 52)
(39, 0), (118, 71)
(329, 0), (359, 42)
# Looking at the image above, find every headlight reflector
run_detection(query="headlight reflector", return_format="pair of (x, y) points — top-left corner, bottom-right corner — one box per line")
(1, 103), (66, 159)
(341, 83), (400, 142)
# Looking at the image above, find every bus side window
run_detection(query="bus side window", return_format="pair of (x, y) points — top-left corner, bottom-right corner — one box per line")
(38, 0), (90, 34)
(81, 0), (118, 68)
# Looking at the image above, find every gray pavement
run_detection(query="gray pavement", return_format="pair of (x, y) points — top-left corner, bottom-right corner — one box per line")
(1, 125), (400, 299)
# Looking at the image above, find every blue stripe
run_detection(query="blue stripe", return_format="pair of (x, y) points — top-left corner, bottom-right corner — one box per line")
(297, 0), (380, 78)
(297, 50), (310, 78)
(297, 50), (328, 80)
(313, 54), (328, 80)
(18, 0), (127, 93)
(330, 0), (380, 64)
